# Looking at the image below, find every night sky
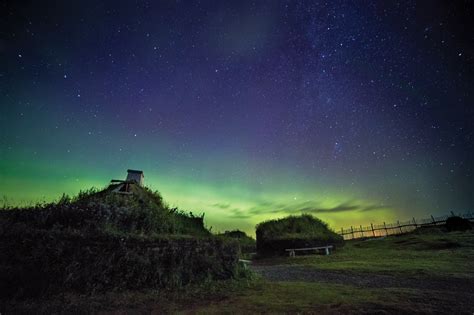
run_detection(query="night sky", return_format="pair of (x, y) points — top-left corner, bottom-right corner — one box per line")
(1, 1), (473, 235)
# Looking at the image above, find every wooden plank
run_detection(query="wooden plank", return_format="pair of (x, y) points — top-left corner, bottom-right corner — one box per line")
(285, 246), (333, 257)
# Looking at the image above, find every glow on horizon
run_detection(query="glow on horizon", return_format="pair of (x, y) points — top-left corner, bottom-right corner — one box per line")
(1, 160), (401, 237)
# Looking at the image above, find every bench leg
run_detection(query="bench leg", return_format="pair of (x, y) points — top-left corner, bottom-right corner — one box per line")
(325, 248), (329, 255)
(290, 250), (295, 257)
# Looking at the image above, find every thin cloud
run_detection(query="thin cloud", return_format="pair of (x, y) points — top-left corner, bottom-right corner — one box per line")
(300, 204), (359, 213)
(212, 203), (231, 209)
(218, 199), (389, 220)
(244, 200), (388, 216)
(227, 208), (252, 219)
(297, 201), (389, 214)
(359, 204), (390, 212)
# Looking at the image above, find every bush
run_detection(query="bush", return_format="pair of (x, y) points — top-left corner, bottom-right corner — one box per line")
(446, 216), (472, 232)
(218, 230), (256, 254)
(256, 214), (344, 256)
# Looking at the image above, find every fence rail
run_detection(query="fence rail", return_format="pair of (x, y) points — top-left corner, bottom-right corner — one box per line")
(338, 212), (474, 241)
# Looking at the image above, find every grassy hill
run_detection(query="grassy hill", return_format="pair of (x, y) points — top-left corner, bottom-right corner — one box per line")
(0, 184), (241, 299)
(256, 214), (344, 256)
(0, 184), (210, 237)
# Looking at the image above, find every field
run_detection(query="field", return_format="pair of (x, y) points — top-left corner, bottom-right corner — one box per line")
(3, 227), (473, 314)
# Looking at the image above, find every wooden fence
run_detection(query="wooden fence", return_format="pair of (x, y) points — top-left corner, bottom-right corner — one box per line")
(338, 212), (474, 241)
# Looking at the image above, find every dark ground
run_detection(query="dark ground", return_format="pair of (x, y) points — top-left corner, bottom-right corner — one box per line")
(251, 264), (473, 292)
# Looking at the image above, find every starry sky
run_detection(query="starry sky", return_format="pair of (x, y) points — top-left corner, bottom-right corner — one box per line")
(1, 1), (473, 235)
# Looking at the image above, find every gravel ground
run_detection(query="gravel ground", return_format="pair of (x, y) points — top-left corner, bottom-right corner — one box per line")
(250, 264), (474, 292)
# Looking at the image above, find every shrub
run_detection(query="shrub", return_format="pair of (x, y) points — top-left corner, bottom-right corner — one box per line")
(446, 216), (472, 232)
(218, 230), (256, 253)
(256, 214), (344, 256)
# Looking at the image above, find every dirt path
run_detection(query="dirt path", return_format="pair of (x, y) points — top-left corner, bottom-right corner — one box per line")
(250, 264), (474, 292)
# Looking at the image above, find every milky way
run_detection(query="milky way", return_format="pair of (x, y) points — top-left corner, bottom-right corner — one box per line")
(1, 1), (473, 234)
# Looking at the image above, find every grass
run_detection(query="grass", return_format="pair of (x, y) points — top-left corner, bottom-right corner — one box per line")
(4, 279), (468, 314)
(197, 281), (381, 313)
(1, 279), (256, 314)
(255, 228), (474, 278)
(194, 281), (463, 314)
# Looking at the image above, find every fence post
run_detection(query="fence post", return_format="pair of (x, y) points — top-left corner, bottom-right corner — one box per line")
(337, 212), (469, 242)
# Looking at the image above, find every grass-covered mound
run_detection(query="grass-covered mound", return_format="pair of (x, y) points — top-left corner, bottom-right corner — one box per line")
(256, 214), (344, 256)
(218, 230), (256, 254)
(445, 216), (472, 232)
(0, 184), (241, 298)
(0, 230), (239, 298)
(0, 185), (209, 237)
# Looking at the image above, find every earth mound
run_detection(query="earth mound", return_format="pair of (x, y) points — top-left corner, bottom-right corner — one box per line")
(256, 214), (344, 257)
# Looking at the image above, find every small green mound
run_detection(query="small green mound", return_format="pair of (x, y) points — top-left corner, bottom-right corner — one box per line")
(445, 216), (472, 232)
(256, 214), (344, 256)
(218, 230), (256, 254)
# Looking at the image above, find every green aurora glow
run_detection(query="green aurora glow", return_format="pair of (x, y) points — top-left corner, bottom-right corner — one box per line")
(0, 150), (457, 236)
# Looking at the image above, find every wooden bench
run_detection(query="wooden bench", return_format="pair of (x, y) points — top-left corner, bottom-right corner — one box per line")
(285, 245), (334, 257)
